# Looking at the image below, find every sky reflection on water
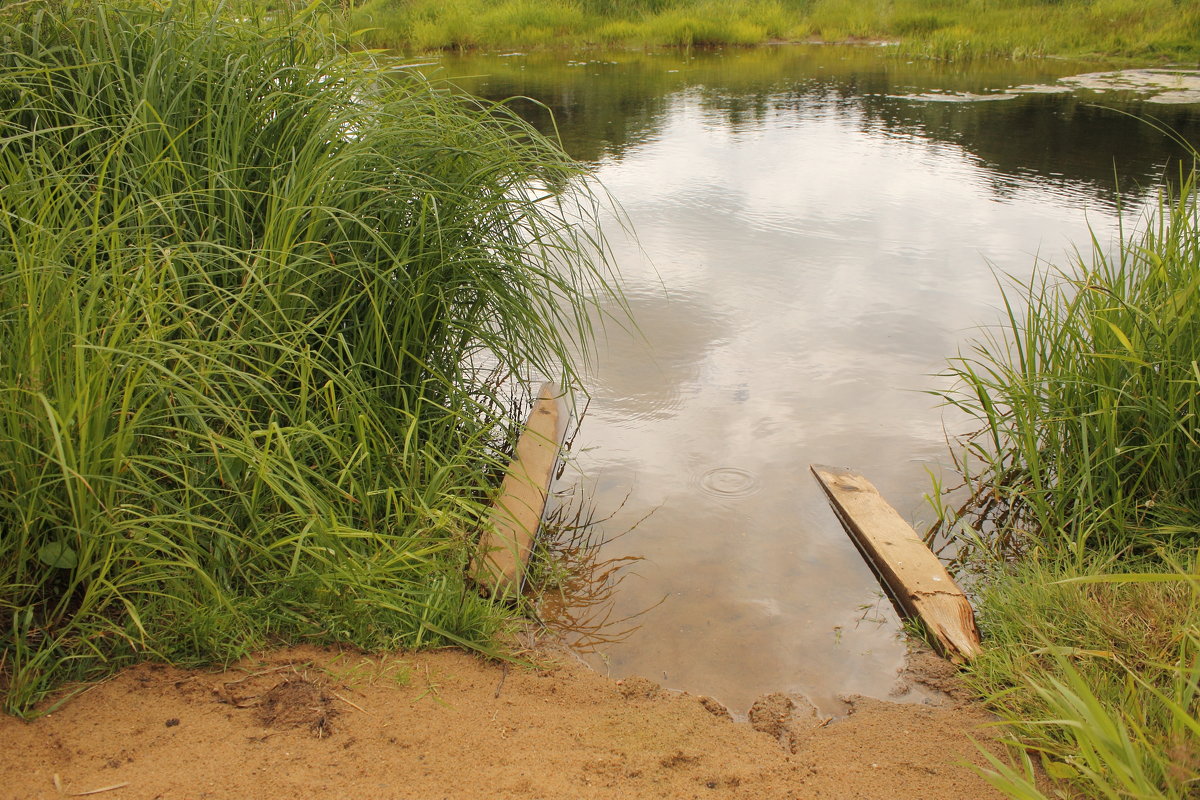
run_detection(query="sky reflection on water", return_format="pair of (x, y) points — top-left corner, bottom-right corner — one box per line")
(432, 46), (1200, 713)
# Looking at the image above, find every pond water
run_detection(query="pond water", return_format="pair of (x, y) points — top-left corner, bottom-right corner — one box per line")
(420, 46), (1200, 715)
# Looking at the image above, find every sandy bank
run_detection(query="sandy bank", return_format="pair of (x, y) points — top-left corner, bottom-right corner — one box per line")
(0, 641), (1012, 799)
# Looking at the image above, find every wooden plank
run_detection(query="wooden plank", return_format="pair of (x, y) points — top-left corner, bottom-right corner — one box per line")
(472, 382), (567, 597)
(810, 464), (982, 663)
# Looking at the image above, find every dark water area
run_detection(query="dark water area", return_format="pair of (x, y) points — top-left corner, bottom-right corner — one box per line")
(416, 46), (1200, 714)
(432, 47), (1199, 205)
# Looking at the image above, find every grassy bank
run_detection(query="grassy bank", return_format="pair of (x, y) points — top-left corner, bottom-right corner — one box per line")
(0, 2), (615, 716)
(349, 0), (1200, 62)
(938, 163), (1200, 796)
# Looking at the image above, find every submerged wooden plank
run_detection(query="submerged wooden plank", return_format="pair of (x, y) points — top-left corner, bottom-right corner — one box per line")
(472, 382), (567, 597)
(810, 465), (982, 663)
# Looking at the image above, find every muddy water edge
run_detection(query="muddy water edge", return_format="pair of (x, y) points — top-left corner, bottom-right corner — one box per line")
(417, 46), (1200, 715)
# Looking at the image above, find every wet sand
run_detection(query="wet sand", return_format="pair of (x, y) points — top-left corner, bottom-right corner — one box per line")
(1, 642), (1010, 800)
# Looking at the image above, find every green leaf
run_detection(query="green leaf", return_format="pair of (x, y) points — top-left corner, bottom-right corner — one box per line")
(1041, 757), (1079, 781)
(218, 454), (246, 484)
(37, 540), (78, 570)
(1102, 319), (1135, 353)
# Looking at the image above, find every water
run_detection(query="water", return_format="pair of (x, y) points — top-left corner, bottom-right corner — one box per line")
(419, 46), (1200, 714)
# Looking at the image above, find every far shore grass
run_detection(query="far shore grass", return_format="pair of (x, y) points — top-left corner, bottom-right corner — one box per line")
(348, 0), (1200, 63)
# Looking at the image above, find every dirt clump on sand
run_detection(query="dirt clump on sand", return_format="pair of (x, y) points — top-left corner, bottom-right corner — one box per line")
(748, 692), (823, 753)
(892, 648), (980, 702)
(251, 678), (338, 737)
(0, 644), (1009, 800)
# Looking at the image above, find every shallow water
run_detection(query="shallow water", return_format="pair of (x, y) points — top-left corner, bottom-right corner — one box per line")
(422, 46), (1200, 714)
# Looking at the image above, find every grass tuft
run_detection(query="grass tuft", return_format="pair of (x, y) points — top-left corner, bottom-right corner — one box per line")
(940, 164), (1200, 563)
(965, 562), (1200, 798)
(0, 1), (618, 716)
(937, 151), (1200, 798)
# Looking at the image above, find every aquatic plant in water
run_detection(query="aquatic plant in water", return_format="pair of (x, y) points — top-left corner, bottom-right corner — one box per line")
(939, 162), (1200, 562)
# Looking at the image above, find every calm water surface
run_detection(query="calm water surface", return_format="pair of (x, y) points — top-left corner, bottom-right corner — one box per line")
(426, 47), (1200, 714)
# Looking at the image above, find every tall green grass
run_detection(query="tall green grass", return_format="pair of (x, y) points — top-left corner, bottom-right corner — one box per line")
(937, 159), (1200, 797)
(941, 165), (1200, 563)
(0, 2), (616, 716)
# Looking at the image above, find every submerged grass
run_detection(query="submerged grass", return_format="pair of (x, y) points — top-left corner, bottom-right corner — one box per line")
(937, 157), (1200, 797)
(349, 0), (1200, 62)
(0, 2), (618, 716)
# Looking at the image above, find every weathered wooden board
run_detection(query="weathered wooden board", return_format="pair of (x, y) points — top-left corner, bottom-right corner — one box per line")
(810, 464), (982, 663)
(472, 382), (567, 597)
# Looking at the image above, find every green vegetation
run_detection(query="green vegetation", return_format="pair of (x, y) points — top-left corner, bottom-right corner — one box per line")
(349, 0), (1200, 62)
(944, 167), (1200, 562)
(966, 565), (1199, 798)
(0, 2), (615, 716)
(937, 163), (1200, 796)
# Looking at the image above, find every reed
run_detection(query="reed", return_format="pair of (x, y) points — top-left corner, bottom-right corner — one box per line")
(0, 1), (617, 716)
(937, 155), (1200, 797)
(940, 164), (1200, 563)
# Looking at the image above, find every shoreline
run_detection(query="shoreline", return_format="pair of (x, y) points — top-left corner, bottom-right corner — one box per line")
(0, 639), (1012, 799)
(383, 38), (1179, 71)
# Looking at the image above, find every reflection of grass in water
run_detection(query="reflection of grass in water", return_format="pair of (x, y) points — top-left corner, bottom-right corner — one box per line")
(524, 486), (656, 654)
(351, 0), (1200, 62)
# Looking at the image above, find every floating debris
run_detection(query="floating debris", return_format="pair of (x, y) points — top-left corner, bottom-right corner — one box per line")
(889, 69), (1200, 105)
(1151, 90), (1200, 105)
(1007, 83), (1073, 95)
(1022, 69), (1200, 104)
(888, 91), (1017, 103)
